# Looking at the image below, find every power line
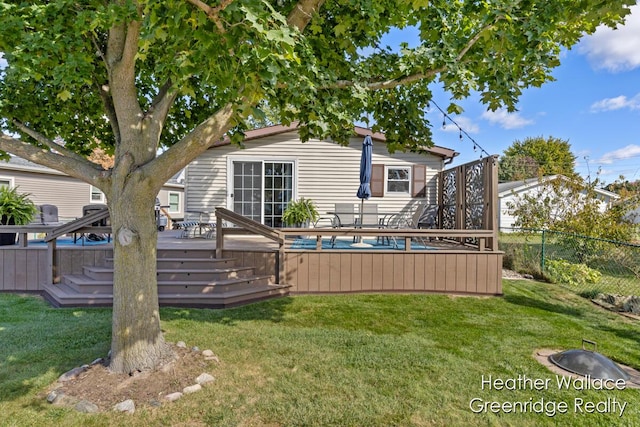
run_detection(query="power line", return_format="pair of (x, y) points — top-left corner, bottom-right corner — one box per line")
(429, 99), (492, 159)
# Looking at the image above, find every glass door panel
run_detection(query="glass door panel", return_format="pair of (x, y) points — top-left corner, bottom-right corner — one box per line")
(232, 161), (262, 222)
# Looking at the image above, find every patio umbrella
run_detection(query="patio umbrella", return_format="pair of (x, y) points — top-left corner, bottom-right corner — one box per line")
(354, 135), (373, 247)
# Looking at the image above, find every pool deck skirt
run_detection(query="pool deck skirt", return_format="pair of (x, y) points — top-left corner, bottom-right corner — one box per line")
(0, 229), (503, 307)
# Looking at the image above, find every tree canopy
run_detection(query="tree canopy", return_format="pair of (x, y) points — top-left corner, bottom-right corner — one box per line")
(0, 0), (634, 374)
(498, 136), (578, 182)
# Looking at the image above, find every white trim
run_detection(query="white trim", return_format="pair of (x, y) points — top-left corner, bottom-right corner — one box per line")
(167, 191), (181, 213)
(0, 176), (14, 188)
(90, 185), (106, 203)
(385, 165), (411, 196)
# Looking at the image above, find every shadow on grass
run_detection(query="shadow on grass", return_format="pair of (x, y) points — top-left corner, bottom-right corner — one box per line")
(502, 294), (584, 317)
(160, 295), (293, 326)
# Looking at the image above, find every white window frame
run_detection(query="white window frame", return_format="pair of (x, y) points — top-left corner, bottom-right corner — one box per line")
(90, 185), (106, 203)
(385, 166), (411, 195)
(168, 191), (181, 213)
(0, 176), (14, 189)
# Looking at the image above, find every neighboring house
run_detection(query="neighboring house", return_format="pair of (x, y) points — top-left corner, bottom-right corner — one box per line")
(185, 123), (458, 227)
(0, 156), (185, 222)
(498, 175), (620, 231)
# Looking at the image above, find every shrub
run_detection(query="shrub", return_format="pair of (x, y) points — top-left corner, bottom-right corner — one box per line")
(545, 258), (601, 287)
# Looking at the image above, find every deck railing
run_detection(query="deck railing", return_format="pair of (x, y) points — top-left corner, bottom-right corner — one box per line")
(214, 207), (500, 285)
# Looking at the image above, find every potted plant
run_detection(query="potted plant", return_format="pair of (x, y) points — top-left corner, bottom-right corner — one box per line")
(0, 186), (38, 246)
(282, 198), (319, 227)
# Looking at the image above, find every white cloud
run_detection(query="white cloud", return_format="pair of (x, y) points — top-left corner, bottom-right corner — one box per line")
(481, 108), (534, 130)
(598, 144), (640, 164)
(442, 116), (480, 134)
(578, 5), (640, 72)
(590, 93), (640, 112)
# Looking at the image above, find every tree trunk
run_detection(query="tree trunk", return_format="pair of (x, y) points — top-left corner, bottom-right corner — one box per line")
(107, 184), (174, 374)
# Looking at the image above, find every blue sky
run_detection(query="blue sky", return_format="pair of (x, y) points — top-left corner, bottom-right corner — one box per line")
(2, 5), (639, 185)
(418, 5), (640, 185)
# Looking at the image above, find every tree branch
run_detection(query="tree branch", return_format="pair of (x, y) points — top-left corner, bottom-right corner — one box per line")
(288, 0), (325, 31)
(185, 0), (234, 33)
(141, 103), (235, 185)
(107, 15), (144, 139)
(12, 120), (93, 164)
(0, 133), (107, 187)
(332, 22), (497, 91)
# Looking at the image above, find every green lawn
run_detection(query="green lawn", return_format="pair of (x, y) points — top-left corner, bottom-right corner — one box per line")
(2, 281), (640, 426)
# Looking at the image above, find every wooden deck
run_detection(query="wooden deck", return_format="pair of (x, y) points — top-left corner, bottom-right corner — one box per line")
(0, 227), (502, 308)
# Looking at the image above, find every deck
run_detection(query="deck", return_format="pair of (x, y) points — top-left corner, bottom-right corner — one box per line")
(0, 156), (503, 306)
(0, 223), (502, 308)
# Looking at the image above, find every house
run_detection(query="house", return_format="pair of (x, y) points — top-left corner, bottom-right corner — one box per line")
(185, 124), (458, 226)
(498, 175), (620, 231)
(0, 156), (185, 222)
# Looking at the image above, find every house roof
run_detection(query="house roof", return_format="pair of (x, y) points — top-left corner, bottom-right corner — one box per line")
(498, 175), (620, 199)
(211, 122), (459, 161)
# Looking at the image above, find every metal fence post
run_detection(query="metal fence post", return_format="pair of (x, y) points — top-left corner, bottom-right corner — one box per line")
(540, 229), (546, 273)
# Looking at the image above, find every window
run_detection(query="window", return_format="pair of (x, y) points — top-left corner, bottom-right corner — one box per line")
(386, 167), (411, 194)
(168, 192), (181, 213)
(90, 185), (105, 203)
(0, 177), (12, 189)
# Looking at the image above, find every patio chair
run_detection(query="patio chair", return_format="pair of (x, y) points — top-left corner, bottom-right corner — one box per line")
(330, 203), (356, 247)
(33, 204), (63, 225)
(331, 203), (356, 228)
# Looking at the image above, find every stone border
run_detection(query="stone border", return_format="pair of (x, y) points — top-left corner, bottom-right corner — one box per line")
(47, 341), (219, 414)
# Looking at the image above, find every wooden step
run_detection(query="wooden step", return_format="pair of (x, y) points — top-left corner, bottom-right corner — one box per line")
(156, 249), (217, 259)
(104, 257), (237, 269)
(82, 265), (255, 281)
(42, 282), (290, 308)
(63, 273), (272, 294)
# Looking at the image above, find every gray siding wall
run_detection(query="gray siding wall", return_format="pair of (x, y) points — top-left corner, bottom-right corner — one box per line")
(186, 131), (444, 222)
(1, 169), (92, 220)
(1, 168), (184, 221)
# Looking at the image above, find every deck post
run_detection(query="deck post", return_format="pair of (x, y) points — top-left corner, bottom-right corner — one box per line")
(215, 213), (223, 258)
(46, 239), (58, 284)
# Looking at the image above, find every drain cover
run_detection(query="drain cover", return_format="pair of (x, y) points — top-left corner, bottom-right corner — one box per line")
(549, 341), (630, 381)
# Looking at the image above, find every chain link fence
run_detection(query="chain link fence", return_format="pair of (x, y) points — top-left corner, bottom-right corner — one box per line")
(499, 228), (640, 299)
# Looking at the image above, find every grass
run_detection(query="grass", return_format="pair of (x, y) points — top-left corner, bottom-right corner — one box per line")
(2, 281), (640, 426)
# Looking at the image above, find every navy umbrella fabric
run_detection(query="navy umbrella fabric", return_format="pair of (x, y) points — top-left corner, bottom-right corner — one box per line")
(354, 135), (373, 246)
(357, 135), (373, 201)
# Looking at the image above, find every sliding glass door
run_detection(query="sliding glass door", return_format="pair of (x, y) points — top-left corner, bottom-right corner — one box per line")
(231, 160), (294, 227)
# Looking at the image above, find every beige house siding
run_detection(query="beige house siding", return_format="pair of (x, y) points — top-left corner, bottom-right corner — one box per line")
(186, 131), (445, 222)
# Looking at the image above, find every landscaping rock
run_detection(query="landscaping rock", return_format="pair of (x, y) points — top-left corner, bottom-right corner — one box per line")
(165, 392), (183, 402)
(176, 341), (187, 348)
(47, 389), (64, 404)
(196, 373), (215, 385)
(191, 346), (200, 352)
(202, 349), (219, 362)
(75, 400), (99, 413)
(183, 384), (202, 394)
(58, 366), (87, 383)
(623, 296), (640, 314)
(114, 399), (136, 414)
(90, 358), (104, 366)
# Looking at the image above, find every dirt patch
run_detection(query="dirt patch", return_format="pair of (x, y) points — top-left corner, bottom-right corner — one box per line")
(45, 343), (218, 411)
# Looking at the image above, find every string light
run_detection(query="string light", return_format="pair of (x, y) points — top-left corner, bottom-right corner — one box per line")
(430, 99), (492, 159)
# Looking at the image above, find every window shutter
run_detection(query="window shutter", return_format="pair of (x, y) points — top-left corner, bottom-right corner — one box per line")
(371, 164), (384, 197)
(412, 165), (426, 197)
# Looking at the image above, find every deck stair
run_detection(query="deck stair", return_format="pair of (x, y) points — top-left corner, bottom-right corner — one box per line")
(42, 248), (289, 308)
